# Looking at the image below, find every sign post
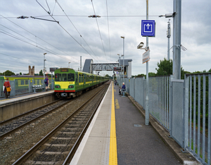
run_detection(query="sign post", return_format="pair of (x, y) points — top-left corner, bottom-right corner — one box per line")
(140, 1), (156, 125)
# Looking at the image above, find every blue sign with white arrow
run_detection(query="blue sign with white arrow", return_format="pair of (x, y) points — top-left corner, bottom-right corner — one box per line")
(141, 20), (156, 37)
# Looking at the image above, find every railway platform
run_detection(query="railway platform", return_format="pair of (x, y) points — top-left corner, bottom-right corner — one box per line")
(70, 82), (191, 165)
(0, 90), (55, 122)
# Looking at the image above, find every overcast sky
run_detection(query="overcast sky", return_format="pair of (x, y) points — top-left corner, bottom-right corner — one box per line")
(0, 0), (210, 76)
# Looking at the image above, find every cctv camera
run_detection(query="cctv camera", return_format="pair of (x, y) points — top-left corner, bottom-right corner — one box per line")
(137, 42), (144, 49)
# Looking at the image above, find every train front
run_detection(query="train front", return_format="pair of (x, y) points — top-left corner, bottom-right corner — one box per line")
(54, 68), (75, 98)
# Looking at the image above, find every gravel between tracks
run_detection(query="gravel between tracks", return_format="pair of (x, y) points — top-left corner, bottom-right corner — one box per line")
(0, 84), (107, 165)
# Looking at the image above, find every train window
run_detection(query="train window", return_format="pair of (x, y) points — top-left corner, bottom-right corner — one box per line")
(68, 73), (74, 81)
(37, 80), (40, 85)
(25, 80), (28, 85)
(79, 74), (82, 82)
(21, 80), (24, 85)
(55, 74), (61, 81)
(75, 74), (78, 83)
(62, 74), (67, 81)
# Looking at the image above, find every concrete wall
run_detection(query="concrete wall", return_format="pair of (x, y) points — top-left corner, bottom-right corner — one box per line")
(0, 93), (57, 122)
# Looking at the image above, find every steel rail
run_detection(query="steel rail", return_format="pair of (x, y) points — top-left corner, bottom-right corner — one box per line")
(0, 99), (70, 139)
(12, 84), (108, 165)
(62, 85), (106, 164)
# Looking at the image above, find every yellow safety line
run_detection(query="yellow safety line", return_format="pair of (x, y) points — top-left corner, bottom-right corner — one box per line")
(109, 82), (118, 165)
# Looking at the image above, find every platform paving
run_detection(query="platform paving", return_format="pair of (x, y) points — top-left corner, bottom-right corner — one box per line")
(114, 84), (182, 165)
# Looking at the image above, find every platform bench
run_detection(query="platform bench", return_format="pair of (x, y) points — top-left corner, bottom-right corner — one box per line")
(32, 85), (44, 93)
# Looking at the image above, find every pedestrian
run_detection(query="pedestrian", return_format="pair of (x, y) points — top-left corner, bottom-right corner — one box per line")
(121, 82), (126, 95)
(3, 78), (11, 98)
(114, 79), (117, 85)
(44, 75), (49, 91)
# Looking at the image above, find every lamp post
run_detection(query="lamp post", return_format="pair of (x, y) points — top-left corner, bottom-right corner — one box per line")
(43, 53), (47, 81)
(121, 54), (124, 82)
(167, 19), (171, 60)
(121, 36), (125, 83)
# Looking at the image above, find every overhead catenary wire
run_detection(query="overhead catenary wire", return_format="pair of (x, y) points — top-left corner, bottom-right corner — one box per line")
(91, 0), (107, 57)
(36, 0), (93, 58)
(105, 0), (111, 61)
(0, 24), (59, 55)
(0, 31), (59, 56)
(0, 15), (71, 57)
(0, 15), (160, 18)
(56, 0), (100, 62)
(45, 0), (51, 14)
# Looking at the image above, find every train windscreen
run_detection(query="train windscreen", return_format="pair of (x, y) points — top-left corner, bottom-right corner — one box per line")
(55, 73), (74, 81)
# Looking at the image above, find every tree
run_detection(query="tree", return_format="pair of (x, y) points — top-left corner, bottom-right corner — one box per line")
(156, 58), (173, 76)
(19, 72), (22, 75)
(39, 70), (43, 76)
(3, 70), (15, 76)
(148, 72), (156, 77)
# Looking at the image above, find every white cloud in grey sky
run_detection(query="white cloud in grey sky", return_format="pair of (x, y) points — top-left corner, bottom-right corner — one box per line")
(0, 0), (211, 76)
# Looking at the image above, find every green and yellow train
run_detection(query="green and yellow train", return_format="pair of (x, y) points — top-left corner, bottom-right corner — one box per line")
(54, 68), (109, 98)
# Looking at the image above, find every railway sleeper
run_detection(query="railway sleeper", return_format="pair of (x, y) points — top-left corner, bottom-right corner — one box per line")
(25, 160), (63, 165)
(44, 143), (73, 147)
(57, 131), (81, 135)
(37, 151), (69, 154)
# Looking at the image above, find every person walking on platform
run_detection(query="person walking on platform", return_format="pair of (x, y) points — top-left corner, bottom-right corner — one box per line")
(44, 76), (49, 91)
(3, 78), (11, 98)
(121, 82), (126, 96)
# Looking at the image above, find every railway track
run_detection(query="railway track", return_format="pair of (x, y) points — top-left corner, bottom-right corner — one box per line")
(0, 99), (71, 139)
(12, 83), (109, 165)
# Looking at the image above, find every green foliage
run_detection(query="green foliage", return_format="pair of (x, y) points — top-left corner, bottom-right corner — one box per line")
(39, 70), (43, 76)
(19, 72), (22, 75)
(156, 58), (172, 76)
(148, 72), (156, 77)
(3, 70), (15, 76)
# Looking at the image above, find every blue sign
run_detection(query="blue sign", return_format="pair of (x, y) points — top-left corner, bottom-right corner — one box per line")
(141, 20), (156, 37)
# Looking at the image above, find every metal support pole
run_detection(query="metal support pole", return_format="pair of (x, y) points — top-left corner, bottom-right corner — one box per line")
(80, 56), (82, 71)
(51, 72), (53, 89)
(123, 38), (125, 83)
(173, 0), (181, 79)
(43, 53), (47, 81)
(145, 0), (149, 125)
(167, 20), (171, 60)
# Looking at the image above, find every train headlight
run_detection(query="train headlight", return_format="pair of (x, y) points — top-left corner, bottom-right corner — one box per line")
(68, 85), (74, 88)
(55, 85), (60, 88)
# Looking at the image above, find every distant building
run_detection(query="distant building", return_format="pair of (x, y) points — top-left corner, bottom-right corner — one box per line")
(28, 66), (35, 76)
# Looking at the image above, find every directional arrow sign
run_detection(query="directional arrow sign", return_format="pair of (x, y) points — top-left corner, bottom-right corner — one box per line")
(141, 20), (156, 37)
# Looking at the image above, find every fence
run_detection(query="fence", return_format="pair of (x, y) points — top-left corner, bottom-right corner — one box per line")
(0, 78), (54, 98)
(185, 74), (211, 165)
(116, 73), (211, 165)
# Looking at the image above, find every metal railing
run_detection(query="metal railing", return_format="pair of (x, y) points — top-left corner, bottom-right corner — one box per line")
(185, 73), (211, 165)
(116, 73), (211, 165)
(0, 79), (54, 98)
